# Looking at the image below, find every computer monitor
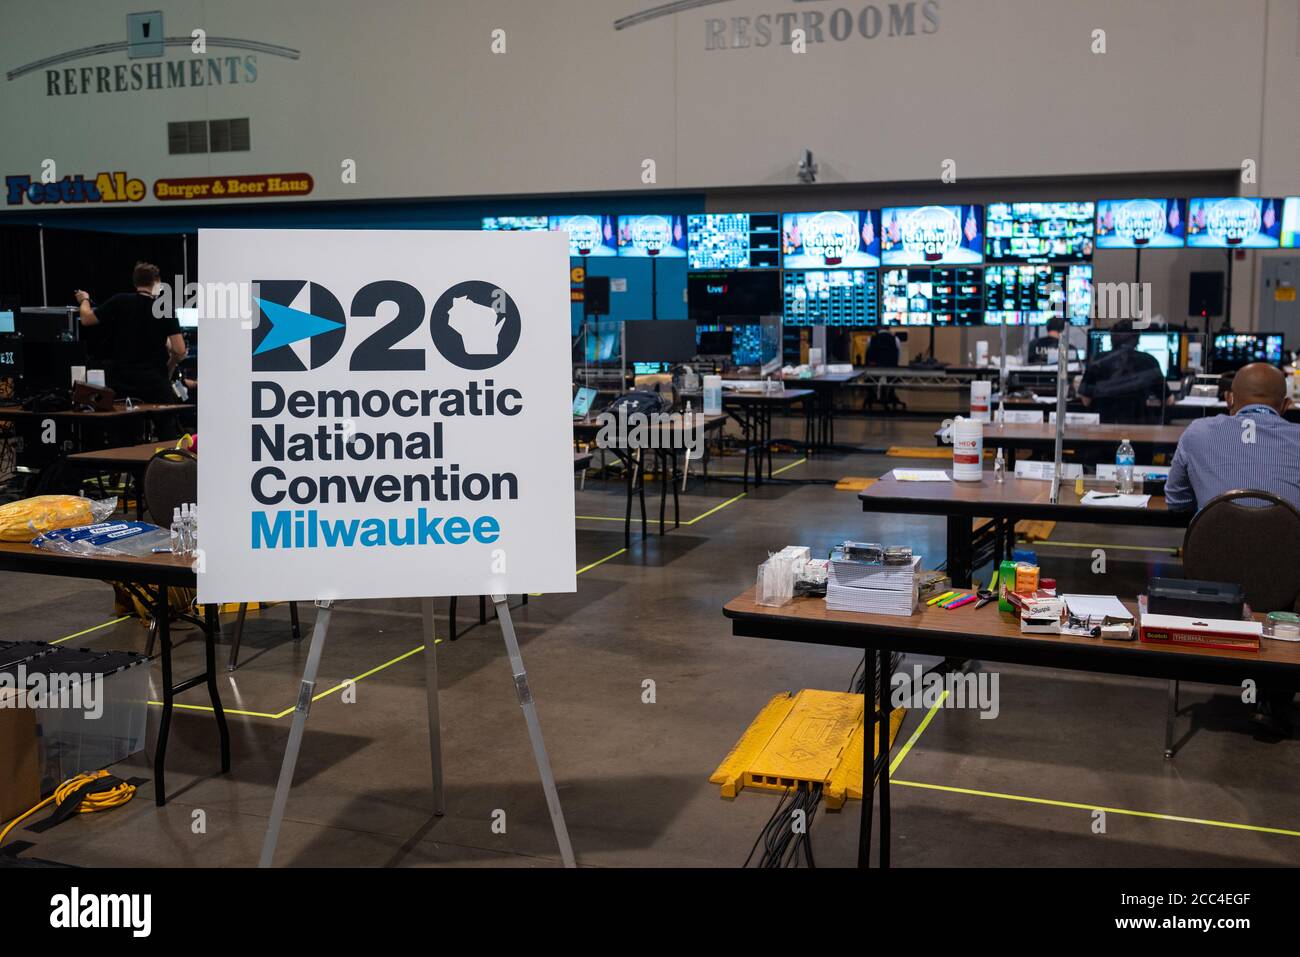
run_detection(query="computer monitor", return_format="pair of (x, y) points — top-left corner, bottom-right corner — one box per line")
(1212, 332), (1285, 371)
(687, 270), (782, 321)
(572, 386), (598, 417)
(880, 205), (984, 265)
(1187, 197), (1283, 248)
(1095, 198), (1187, 249)
(176, 307), (199, 329)
(783, 269), (879, 326)
(781, 210), (880, 268)
(984, 263), (1092, 326)
(623, 319), (698, 363)
(617, 215), (687, 258)
(697, 329), (734, 356)
(1283, 197), (1300, 248)
(880, 267), (983, 326)
(482, 216), (549, 231)
(583, 327), (619, 362)
(687, 213), (780, 270)
(0, 294), (18, 334)
(984, 201), (1095, 262)
(551, 215), (618, 257)
(1089, 331), (1181, 376)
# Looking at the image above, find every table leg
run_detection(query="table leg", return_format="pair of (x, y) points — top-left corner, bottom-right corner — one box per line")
(878, 647), (892, 869)
(623, 450), (633, 548)
(636, 449), (647, 538)
(670, 449), (680, 529)
(946, 514), (973, 588)
(204, 604), (231, 775)
(154, 585), (172, 807)
(765, 407), (774, 480)
(657, 450), (667, 534)
(859, 640), (873, 869)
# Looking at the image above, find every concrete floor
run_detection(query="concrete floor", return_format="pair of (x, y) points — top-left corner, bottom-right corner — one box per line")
(4, 413), (1300, 867)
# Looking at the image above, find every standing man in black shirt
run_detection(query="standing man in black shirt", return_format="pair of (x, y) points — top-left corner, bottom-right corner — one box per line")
(74, 262), (186, 438)
(73, 262), (186, 404)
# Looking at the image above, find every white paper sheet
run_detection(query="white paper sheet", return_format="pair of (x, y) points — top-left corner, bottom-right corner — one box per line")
(1080, 491), (1150, 508)
(892, 469), (951, 482)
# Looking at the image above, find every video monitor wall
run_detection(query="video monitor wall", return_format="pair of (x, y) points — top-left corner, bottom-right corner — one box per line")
(481, 216), (549, 231)
(1282, 197), (1300, 248)
(881, 205), (984, 266)
(686, 270), (783, 321)
(782, 269), (879, 326)
(1187, 197), (1283, 248)
(687, 213), (780, 269)
(781, 210), (880, 268)
(1095, 198), (1187, 248)
(617, 214), (687, 258)
(984, 263), (1093, 325)
(551, 215), (618, 257)
(880, 266), (984, 326)
(984, 201), (1094, 262)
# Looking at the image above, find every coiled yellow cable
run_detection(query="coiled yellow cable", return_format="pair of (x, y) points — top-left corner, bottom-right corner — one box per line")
(0, 770), (136, 846)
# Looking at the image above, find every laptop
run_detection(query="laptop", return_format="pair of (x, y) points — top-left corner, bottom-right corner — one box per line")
(572, 386), (598, 418)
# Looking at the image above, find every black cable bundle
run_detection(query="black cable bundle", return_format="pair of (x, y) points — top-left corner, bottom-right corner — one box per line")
(744, 784), (824, 868)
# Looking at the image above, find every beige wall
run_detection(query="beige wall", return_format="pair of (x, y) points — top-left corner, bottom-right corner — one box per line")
(0, 0), (1285, 201)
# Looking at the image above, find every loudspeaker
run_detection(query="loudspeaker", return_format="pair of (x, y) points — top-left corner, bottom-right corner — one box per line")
(583, 275), (610, 316)
(1188, 271), (1224, 318)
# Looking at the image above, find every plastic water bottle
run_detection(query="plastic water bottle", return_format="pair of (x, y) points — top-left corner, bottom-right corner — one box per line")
(179, 503), (194, 556)
(188, 504), (199, 555)
(1116, 439), (1135, 493)
(170, 507), (183, 554)
(994, 447), (1006, 484)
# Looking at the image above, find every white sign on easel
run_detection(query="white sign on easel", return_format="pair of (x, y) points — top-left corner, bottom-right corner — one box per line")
(197, 229), (577, 866)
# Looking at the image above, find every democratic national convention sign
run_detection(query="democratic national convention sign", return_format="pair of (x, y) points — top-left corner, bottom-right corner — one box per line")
(196, 229), (577, 604)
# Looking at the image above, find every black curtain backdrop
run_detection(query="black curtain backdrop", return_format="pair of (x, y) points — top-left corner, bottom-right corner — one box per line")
(0, 224), (45, 306)
(0, 224), (188, 309)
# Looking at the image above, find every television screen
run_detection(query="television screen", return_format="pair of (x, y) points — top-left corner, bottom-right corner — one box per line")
(624, 319), (699, 362)
(617, 214), (687, 258)
(551, 215), (618, 257)
(1187, 197), (1283, 248)
(881, 205), (983, 265)
(783, 269), (878, 326)
(687, 213), (780, 269)
(0, 310), (13, 334)
(1090, 331), (1181, 376)
(1282, 196), (1300, 248)
(687, 270), (782, 321)
(1095, 198), (1187, 249)
(697, 329), (734, 355)
(176, 307), (199, 329)
(880, 267), (983, 325)
(781, 210), (880, 268)
(481, 216), (549, 231)
(1212, 332), (1285, 370)
(984, 201), (1094, 262)
(984, 263), (1092, 326)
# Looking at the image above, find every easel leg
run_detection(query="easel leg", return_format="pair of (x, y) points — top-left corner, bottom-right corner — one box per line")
(490, 595), (576, 868)
(420, 598), (446, 816)
(259, 599), (333, 868)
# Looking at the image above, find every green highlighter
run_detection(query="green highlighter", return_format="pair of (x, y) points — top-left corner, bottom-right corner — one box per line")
(997, 559), (1018, 613)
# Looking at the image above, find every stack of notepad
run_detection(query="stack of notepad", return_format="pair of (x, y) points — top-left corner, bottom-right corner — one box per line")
(826, 554), (920, 616)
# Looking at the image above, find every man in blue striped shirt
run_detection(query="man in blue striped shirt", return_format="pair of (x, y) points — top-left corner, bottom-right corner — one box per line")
(1165, 363), (1300, 513)
(1165, 362), (1300, 737)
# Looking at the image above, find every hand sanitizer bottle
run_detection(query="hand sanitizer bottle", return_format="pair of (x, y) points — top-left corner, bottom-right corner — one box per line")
(994, 447), (1006, 484)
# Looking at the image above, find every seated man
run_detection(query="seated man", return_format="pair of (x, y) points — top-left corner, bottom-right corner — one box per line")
(1165, 362), (1300, 737)
(1026, 315), (1067, 364)
(1165, 362), (1300, 512)
(1077, 328), (1165, 423)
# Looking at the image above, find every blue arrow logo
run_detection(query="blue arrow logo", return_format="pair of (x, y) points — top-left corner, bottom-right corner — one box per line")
(253, 297), (345, 355)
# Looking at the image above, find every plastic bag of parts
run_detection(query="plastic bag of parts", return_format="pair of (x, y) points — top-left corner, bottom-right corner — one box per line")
(0, 495), (118, 542)
(32, 520), (172, 558)
(756, 549), (809, 607)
